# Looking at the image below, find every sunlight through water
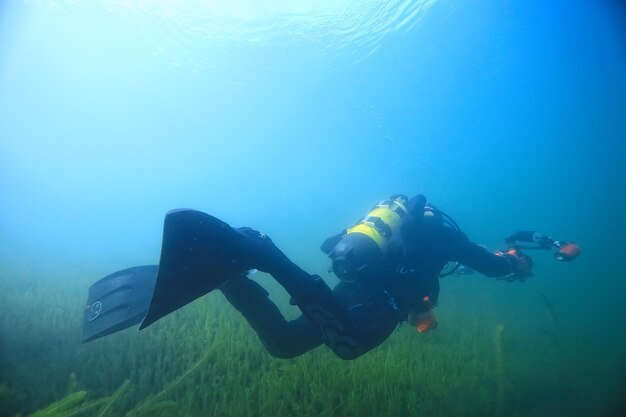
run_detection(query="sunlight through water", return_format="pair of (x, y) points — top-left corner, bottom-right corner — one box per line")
(21, 0), (437, 69)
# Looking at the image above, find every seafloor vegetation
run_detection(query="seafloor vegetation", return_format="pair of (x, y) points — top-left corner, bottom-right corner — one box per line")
(0, 267), (599, 417)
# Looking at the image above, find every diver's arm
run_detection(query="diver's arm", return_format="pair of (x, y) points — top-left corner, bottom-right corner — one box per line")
(442, 228), (523, 278)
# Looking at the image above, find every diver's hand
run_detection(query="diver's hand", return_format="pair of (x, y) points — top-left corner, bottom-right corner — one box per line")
(408, 309), (438, 333)
(500, 249), (533, 281)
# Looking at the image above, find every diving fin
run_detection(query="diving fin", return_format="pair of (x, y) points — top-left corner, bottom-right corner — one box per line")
(82, 265), (158, 343)
(139, 209), (250, 329)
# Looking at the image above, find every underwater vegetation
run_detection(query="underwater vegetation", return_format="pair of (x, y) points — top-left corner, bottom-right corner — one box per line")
(0, 270), (604, 417)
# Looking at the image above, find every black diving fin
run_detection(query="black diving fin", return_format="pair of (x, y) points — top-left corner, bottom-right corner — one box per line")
(139, 209), (251, 329)
(82, 265), (158, 343)
(82, 209), (252, 342)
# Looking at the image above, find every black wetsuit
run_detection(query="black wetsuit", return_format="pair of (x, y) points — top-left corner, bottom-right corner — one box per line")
(220, 219), (516, 360)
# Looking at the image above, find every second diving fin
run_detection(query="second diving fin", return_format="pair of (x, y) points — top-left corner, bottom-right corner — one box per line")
(82, 265), (158, 343)
(139, 209), (251, 329)
(82, 209), (253, 341)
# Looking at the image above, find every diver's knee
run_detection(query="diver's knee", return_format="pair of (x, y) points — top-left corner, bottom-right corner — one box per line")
(261, 341), (302, 359)
(266, 348), (300, 359)
(333, 348), (364, 361)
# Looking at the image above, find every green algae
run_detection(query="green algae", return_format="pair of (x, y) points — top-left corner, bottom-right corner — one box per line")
(0, 270), (602, 417)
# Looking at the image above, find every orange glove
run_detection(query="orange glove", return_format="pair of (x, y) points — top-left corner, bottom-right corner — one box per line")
(413, 310), (438, 333)
(417, 311), (437, 333)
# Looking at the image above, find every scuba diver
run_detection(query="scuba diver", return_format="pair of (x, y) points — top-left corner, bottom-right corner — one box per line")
(82, 195), (581, 360)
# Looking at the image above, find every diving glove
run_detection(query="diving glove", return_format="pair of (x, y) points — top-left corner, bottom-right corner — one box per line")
(408, 309), (438, 333)
(499, 249), (533, 281)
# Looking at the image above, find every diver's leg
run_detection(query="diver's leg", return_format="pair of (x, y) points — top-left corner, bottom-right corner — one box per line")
(219, 275), (323, 358)
(239, 229), (403, 359)
(269, 264), (402, 359)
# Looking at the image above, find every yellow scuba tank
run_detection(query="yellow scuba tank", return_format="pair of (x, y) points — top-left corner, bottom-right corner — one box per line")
(329, 195), (410, 282)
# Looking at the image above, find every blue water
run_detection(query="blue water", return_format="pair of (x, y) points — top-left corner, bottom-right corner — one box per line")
(1, 1), (625, 416)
